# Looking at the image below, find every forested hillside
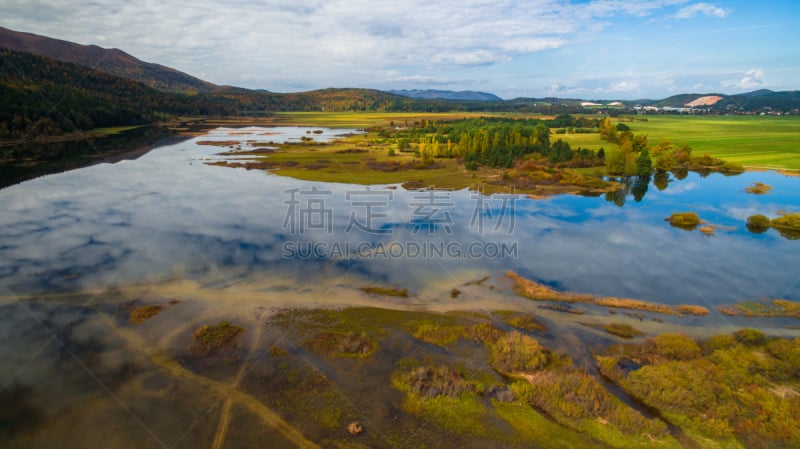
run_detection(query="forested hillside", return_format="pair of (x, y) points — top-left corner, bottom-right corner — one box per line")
(0, 49), (236, 137)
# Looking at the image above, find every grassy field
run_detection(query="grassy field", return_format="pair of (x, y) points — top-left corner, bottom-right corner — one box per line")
(271, 112), (800, 171)
(625, 115), (800, 171)
(274, 111), (544, 128)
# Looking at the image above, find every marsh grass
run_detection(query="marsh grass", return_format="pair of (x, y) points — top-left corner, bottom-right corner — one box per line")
(128, 304), (164, 324)
(598, 330), (800, 448)
(604, 323), (644, 339)
(412, 322), (467, 347)
(507, 271), (696, 316)
(717, 299), (800, 319)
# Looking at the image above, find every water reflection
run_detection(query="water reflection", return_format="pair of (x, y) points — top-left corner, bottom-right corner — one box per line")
(0, 126), (180, 189)
(0, 127), (798, 307)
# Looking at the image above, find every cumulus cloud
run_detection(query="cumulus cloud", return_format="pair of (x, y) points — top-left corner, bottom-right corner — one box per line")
(675, 2), (731, 19)
(609, 80), (639, 92)
(735, 68), (766, 89)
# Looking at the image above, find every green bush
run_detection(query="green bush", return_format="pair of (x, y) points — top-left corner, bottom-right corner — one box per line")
(667, 212), (701, 230)
(652, 334), (701, 361)
(733, 328), (767, 346)
(746, 214), (771, 233)
(491, 331), (549, 373)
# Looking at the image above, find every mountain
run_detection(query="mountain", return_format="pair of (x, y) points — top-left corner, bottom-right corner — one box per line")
(0, 48), (238, 137)
(739, 89), (776, 97)
(387, 89), (502, 102)
(646, 90), (800, 111)
(725, 90), (800, 111)
(0, 26), (218, 94)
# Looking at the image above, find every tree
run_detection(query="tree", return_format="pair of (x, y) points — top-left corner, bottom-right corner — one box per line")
(605, 149), (626, 175)
(549, 139), (572, 163)
(533, 123), (550, 150)
(600, 117), (618, 143)
(636, 148), (653, 175)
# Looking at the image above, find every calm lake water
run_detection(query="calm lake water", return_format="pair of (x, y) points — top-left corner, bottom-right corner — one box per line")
(1, 127), (799, 447)
(1, 126), (798, 305)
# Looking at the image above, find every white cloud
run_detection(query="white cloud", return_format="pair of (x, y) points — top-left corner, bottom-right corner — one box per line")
(0, 0), (734, 92)
(735, 68), (766, 90)
(610, 80), (639, 92)
(675, 2), (731, 19)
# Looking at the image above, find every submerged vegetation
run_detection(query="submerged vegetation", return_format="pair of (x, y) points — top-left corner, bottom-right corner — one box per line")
(604, 323), (644, 339)
(128, 304), (164, 324)
(190, 321), (245, 356)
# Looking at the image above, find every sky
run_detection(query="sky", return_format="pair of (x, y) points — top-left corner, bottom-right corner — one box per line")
(1, 0), (798, 99)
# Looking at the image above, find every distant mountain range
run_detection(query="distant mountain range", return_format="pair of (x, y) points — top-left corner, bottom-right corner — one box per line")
(387, 89), (502, 101)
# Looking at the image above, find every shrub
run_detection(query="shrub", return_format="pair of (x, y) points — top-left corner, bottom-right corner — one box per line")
(652, 334), (701, 361)
(733, 328), (767, 346)
(746, 214), (771, 233)
(467, 323), (504, 345)
(667, 212), (701, 230)
(491, 331), (549, 373)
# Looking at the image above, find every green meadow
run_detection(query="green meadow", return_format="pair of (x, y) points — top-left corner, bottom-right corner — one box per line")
(564, 115), (800, 171)
(276, 112), (800, 171)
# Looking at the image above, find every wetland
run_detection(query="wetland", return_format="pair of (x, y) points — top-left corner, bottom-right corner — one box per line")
(1, 117), (800, 448)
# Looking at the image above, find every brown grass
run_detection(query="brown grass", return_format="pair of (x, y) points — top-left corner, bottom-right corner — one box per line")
(505, 271), (593, 303)
(507, 271), (707, 317)
(676, 304), (710, 316)
(594, 297), (676, 315)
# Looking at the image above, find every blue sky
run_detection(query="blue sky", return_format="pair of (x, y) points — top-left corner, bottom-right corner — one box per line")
(1, 0), (798, 99)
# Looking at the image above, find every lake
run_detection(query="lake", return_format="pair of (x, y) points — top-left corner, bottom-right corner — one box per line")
(1, 126), (797, 305)
(1, 126), (798, 448)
